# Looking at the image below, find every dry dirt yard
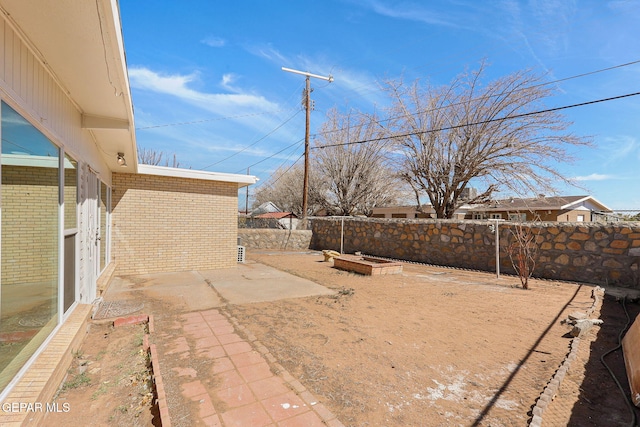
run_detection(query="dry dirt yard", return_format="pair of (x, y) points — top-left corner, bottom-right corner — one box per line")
(229, 250), (600, 427)
(42, 322), (156, 426)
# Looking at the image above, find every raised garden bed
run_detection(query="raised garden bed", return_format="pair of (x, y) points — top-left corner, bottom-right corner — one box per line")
(333, 255), (403, 275)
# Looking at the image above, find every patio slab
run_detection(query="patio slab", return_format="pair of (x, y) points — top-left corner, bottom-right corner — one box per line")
(199, 261), (335, 304)
(103, 261), (334, 310)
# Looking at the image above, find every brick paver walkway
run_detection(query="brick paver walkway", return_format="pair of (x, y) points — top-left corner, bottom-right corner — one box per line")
(153, 308), (343, 427)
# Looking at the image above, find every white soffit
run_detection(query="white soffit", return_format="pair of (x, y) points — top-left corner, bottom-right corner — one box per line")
(138, 164), (259, 188)
(0, 0), (137, 172)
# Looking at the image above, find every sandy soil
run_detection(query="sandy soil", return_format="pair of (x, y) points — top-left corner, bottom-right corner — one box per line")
(228, 250), (599, 427)
(42, 321), (156, 426)
(35, 249), (640, 427)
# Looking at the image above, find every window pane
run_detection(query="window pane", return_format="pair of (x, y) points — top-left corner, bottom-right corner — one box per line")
(0, 102), (59, 391)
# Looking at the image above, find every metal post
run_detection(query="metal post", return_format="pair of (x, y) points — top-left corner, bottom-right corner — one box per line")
(340, 217), (345, 254)
(494, 219), (500, 279)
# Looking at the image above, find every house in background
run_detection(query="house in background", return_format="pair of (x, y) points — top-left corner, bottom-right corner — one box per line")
(0, 1), (257, 421)
(467, 195), (613, 222)
(369, 195), (613, 222)
(370, 205), (434, 219)
(253, 211), (299, 230)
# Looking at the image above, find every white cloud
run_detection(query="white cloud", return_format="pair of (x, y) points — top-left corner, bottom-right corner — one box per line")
(573, 173), (615, 181)
(201, 36), (226, 48)
(244, 43), (387, 108)
(354, 0), (462, 28)
(602, 135), (639, 164)
(128, 67), (279, 114)
(221, 73), (240, 91)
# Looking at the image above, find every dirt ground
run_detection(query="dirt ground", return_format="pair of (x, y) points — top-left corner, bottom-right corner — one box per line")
(226, 250), (634, 427)
(42, 321), (156, 426)
(35, 249), (640, 427)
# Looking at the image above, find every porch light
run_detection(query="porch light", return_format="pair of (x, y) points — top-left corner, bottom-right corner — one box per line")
(117, 152), (127, 167)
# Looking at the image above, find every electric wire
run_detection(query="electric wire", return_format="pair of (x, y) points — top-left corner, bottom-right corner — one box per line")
(136, 108), (294, 130)
(310, 59), (640, 140)
(200, 108), (302, 170)
(253, 153), (304, 191)
(600, 297), (638, 427)
(237, 138), (305, 172)
(311, 90), (640, 150)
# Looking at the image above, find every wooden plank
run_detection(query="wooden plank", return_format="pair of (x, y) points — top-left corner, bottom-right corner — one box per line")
(622, 313), (640, 406)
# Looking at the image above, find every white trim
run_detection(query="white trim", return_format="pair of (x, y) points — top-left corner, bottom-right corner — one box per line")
(561, 196), (612, 212)
(138, 164), (259, 187)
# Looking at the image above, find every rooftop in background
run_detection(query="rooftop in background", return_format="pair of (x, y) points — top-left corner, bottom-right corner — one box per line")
(480, 195), (612, 213)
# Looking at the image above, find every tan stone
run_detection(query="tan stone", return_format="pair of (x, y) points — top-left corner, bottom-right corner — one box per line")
(594, 231), (608, 240)
(547, 227), (559, 235)
(541, 242), (552, 250)
(603, 248), (624, 255)
(451, 228), (464, 237)
(554, 243), (566, 250)
(567, 241), (582, 251)
(555, 254), (569, 265)
(610, 240), (630, 249)
(633, 240), (640, 248)
(570, 233), (590, 241)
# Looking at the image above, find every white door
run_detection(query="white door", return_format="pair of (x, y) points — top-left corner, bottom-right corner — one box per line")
(86, 173), (100, 300)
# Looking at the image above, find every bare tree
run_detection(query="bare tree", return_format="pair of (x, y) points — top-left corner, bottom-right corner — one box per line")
(252, 163), (326, 217)
(138, 147), (183, 168)
(383, 62), (590, 218)
(313, 108), (400, 216)
(507, 222), (540, 289)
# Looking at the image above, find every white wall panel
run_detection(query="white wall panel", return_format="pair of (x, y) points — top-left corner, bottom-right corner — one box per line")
(0, 14), (111, 183)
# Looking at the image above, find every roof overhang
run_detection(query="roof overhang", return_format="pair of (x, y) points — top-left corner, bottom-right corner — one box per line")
(0, 0), (138, 172)
(138, 164), (259, 188)
(561, 196), (613, 212)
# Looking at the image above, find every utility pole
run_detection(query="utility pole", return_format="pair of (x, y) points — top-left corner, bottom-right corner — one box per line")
(282, 67), (333, 224)
(245, 167), (250, 214)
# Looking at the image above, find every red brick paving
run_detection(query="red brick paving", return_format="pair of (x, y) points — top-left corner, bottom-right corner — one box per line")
(151, 309), (343, 426)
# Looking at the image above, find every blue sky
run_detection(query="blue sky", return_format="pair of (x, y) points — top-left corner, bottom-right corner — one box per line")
(119, 1), (640, 210)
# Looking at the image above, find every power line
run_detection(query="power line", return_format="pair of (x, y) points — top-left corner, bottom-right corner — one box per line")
(312, 90), (640, 149)
(135, 108), (295, 130)
(310, 59), (640, 140)
(136, 80), (306, 130)
(252, 153), (305, 191)
(201, 109), (302, 170)
(237, 138), (305, 172)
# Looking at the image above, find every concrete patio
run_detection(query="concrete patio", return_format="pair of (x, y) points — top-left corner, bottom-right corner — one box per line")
(100, 259), (341, 426)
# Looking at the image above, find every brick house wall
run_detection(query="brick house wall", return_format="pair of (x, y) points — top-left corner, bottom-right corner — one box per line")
(111, 172), (239, 275)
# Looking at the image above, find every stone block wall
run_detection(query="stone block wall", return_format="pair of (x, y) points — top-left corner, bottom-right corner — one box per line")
(310, 218), (640, 288)
(238, 229), (312, 251)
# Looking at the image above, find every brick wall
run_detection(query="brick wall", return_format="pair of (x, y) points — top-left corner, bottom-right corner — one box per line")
(311, 217), (640, 288)
(111, 173), (239, 275)
(1, 165), (59, 285)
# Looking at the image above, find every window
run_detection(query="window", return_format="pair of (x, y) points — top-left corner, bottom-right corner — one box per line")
(490, 213), (503, 219)
(473, 213), (484, 220)
(508, 213), (527, 221)
(577, 215), (584, 222)
(1, 102), (60, 390)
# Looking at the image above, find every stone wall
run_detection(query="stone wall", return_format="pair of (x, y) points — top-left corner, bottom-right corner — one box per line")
(310, 217), (640, 288)
(238, 229), (312, 251)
